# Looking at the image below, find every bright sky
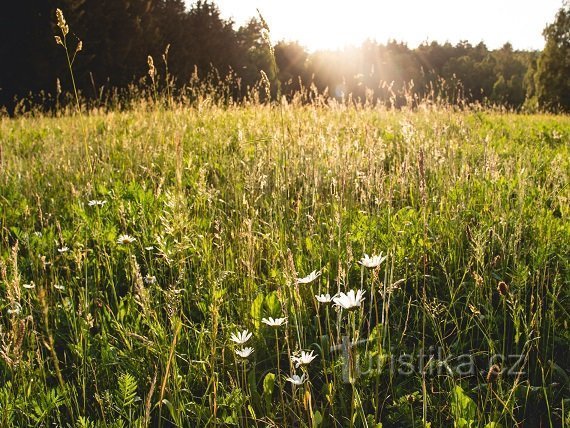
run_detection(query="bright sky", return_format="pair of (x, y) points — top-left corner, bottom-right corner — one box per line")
(188, 0), (563, 52)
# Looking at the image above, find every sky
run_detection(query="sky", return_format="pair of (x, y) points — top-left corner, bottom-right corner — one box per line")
(187, 0), (564, 52)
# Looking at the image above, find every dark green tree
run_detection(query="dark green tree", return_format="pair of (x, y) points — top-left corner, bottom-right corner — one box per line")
(275, 41), (309, 96)
(490, 43), (527, 106)
(184, 1), (240, 77)
(0, 0), (64, 110)
(79, 0), (162, 89)
(534, 2), (570, 111)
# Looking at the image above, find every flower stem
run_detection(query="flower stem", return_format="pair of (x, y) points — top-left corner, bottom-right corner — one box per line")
(275, 330), (288, 427)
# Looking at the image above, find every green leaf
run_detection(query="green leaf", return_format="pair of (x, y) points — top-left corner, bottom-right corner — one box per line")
(247, 404), (256, 419)
(313, 410), (323, 427)
(262, 372), (276, 410)
(247, 369), (261, 408)
(305, 236), (314, 252)
(161, 399), (176, 421)
(455, 418), (474, 428)
(450, 385), (477, 426)
(75, 416), (95, 428)
(250, 293), (265, 330)
(116, 372), (138, 409)
(264, 291), (281, 317)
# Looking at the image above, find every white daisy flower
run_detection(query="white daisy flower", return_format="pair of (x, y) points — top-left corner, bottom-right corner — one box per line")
(261, 317), (287, 327)
(297, 269), (322, 284)
(23, 282), (36, 289)
(286, 373), (306, 386)
(230, 329), (253, 345)
(235, 347), (254, 358)
(144, 275), (156, 284)
(117, 234), (136, 245)
(333, 289), (366, 310)
(54, 284), (65, 291)
(291, 350), (317, 368)
(7, 303), (22, 315)
(58, 246), (70, 254)
(358, 253), (387, 269)
(315, 293), (335, 304)
(88, 200), (107, 207)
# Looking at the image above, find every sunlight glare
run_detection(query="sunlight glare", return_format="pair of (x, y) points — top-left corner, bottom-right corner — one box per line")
(208, 0), (562, 51)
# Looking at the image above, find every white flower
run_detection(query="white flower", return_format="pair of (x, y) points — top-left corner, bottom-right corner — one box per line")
(358, 253), (387, 269)
(54, 284), (65, 291)
(235, 347), (254, 358)
(7, 303), (22, 315)
(144, 275), (156, 284)
(88, 200), (107, 207)
(117, 234), (136, 245)
(291, 350), (317, 368)
(333, 289), (366, 310)
(58, 246), (70, 254)
(297, 270), (321, 284)
(230, 329), (253, 345)
(315, 293), (335, 304)
(145, 246), (154, 251)
(23, 282), (36, 289)
(286, 374), (306, 386)
(262, 317), (287, 327)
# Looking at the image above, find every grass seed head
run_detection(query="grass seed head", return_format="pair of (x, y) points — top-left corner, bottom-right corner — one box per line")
(497, 281), (509, 297)
(56, 9), (69, 36)
(487, 364), (501, 383)
(147, 55), (156, 79)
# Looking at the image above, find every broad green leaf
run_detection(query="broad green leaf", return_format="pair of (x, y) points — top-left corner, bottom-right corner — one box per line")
(262, 372), (275, 410)
(450, 385), (477, 426)
(248, 366), (261, 408)
(264, 291), (281, 317)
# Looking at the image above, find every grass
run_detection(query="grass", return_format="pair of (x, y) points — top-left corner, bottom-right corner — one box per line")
(0, 101), (569, 427)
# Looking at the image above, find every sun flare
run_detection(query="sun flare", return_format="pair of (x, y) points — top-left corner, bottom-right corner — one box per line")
(210, 0), (561, 51)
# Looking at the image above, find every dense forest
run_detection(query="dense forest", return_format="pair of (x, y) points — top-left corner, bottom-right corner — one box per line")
(1, 0), (569, 112)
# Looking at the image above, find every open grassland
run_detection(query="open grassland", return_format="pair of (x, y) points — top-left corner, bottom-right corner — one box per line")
(1, 105), (569, 427)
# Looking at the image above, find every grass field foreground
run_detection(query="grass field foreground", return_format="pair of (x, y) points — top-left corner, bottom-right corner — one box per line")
(1, 104), (569, 426)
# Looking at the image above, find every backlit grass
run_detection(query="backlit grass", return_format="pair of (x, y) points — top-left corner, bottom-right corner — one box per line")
(1, 103), (569, 426)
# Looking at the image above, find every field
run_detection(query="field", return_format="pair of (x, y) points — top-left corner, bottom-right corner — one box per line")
(1, 103), (569, 427)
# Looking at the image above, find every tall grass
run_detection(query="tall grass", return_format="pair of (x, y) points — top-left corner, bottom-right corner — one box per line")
(1, 97), (568, 426)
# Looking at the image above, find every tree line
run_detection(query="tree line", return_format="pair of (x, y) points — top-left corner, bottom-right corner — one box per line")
(1, 0), (568, 112)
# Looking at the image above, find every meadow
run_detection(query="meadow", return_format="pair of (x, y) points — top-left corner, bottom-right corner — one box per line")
(0, 101), (569, 427)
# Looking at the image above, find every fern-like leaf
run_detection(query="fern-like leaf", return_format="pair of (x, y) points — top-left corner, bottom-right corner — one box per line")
(116, 372), (138, 409)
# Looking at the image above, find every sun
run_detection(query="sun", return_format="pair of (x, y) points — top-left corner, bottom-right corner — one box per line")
(257, 2), (383, 52)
